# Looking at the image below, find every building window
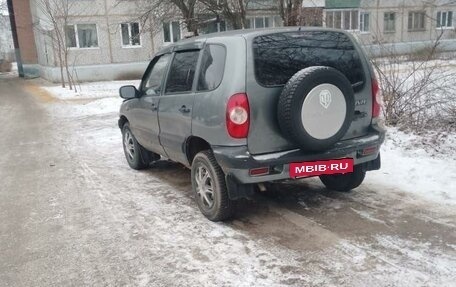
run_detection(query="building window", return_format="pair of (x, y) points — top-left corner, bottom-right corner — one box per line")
(437, 11), (453, 28)
(246, 16), (274, 29)
(163, 21), (181, 43)
(65, 24), (98, 48)
(408, 11), (426, 31)
(325, 10), (359, 30)
(121, 22), (140, 47)
(200, 20), (226, 35)
(384, 12), (396, 33)
(360, 12), (370, 32)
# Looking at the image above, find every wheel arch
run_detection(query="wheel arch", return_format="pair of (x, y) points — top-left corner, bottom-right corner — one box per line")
(118, 115), (129, 129)
(185, 136), (211, 165)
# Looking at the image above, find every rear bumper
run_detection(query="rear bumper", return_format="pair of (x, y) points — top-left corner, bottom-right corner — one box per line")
(213, 125), (385, 184)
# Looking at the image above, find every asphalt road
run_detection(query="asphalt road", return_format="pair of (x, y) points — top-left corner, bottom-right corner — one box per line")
(1, 75), (455, 286)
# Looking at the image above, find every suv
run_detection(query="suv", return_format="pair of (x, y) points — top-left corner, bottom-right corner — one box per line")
(118, 28), (385, 221)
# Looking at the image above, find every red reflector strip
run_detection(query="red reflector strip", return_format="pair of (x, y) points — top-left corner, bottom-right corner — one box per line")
(249, 167), (270, 176)
(361, 146), (378, 156)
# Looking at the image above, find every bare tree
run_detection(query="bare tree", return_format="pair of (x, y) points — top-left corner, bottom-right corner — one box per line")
(200, 0), (250, 29)
(127, 0), (200, 37)
(278, 0), (303, 26)
(171, 0), (199, 35)
(34, 0), (77, 89)
(369, 25), (456, 131)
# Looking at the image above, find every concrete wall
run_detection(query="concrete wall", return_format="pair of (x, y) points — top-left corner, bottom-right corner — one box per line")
(39, 61), (149, 83)
(25, 0), (456, 82)
(322, 0), (456, 45)
(355, 0), (456, 45)
(30, 0), (159, 69)
(363, 38), (456, 57)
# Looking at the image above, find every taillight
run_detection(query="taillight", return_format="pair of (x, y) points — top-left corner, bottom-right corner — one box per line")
(226, 93), (250, 138)
(371, 77), (381, 118)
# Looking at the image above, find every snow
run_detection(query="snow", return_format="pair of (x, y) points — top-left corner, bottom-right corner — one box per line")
(42, 80), (140, 100)
(29, 78), (456, 286)
(41, 79), (456, 208)
(366, 127), (456, 205)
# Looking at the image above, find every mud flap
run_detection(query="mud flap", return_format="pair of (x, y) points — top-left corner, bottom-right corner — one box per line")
(225, 174), (255, 200)
(361, 153), (381, 171)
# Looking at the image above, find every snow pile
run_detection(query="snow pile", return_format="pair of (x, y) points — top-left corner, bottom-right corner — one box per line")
(71, 97), (123, 116)
(366, 128), (456, 205)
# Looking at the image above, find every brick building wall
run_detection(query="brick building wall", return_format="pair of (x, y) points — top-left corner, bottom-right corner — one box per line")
(11, 0), (37, 64)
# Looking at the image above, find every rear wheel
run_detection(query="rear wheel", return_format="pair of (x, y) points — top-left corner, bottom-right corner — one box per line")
(277, 66), (355, 151)
(191, 150), (233, 221)
(319, 166), (366, 192)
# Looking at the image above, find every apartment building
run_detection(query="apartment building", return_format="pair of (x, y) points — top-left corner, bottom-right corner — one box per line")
(7, 0), (456, 81)
(8, 0), (284, 81)
(323, 0), (456, 46)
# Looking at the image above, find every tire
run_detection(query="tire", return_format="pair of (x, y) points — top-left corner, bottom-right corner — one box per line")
(277, 66), (355, 151)
(122, 122), (155, 170)
(191, 150), (233, 221)
(319, 166), (366, 192)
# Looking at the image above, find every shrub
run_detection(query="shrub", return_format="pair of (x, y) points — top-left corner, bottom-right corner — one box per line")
(0, 60), (12, 73)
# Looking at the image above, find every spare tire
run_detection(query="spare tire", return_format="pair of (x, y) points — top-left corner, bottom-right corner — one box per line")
(277, 66), (355, 151)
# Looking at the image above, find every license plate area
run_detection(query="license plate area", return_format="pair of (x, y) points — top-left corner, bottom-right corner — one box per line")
(289, 158), (354, 179)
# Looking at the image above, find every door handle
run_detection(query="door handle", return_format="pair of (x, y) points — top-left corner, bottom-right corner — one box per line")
(178, 105), (191, 113)
(151, 103), (158, 111)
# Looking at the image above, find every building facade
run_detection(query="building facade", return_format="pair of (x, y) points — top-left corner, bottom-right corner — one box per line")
(322, 0), (456, 54)
(10, 0), (285, 81)
(7, 0), (456, 81)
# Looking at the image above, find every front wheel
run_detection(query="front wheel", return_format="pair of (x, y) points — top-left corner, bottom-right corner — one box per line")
(122, 122), (157, 170)
(319, 166), (366, 192)
(191, 150), (233, 221)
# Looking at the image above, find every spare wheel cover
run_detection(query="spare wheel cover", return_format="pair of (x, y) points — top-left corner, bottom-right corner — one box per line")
(301, 83), (347, 140)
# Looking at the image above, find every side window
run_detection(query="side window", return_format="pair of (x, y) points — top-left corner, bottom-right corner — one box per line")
(197, 45), (226, 91)
(165, 50), (200, 94)
(143, 54), (171, 96)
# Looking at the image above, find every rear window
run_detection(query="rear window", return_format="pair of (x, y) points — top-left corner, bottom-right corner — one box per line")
(253, 31), (365, 88)
(197, 45), (226, 91)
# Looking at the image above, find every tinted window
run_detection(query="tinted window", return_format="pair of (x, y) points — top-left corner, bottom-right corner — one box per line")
(253, 31), (365, 88)
(165, 50), (200, 93)
(143, 54), (171, 95)
(197, 45), (226, 91)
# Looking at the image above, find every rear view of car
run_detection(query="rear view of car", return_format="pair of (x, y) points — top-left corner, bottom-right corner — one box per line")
(119, 28), (385, 222)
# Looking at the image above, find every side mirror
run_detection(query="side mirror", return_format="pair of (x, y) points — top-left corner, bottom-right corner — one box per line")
(119, 85), (138, 99)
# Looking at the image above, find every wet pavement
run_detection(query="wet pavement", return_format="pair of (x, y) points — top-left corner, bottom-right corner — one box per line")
(1, 76), (455, 286)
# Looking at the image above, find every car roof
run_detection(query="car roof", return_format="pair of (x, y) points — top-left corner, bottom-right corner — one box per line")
(158, 27), (349, 54)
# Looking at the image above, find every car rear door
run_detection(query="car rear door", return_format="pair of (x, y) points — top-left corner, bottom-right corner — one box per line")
(158, 48), (201, 165)
(246, 30), (372, 154)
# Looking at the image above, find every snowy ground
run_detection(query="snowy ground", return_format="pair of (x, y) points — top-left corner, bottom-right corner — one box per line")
(1, 76), (455, 286)
(38, 79), (456, 207)
(41, 80), (140, 100)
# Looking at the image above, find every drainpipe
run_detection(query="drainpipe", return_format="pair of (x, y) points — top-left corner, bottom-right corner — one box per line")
(6, 0), (23, 77)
